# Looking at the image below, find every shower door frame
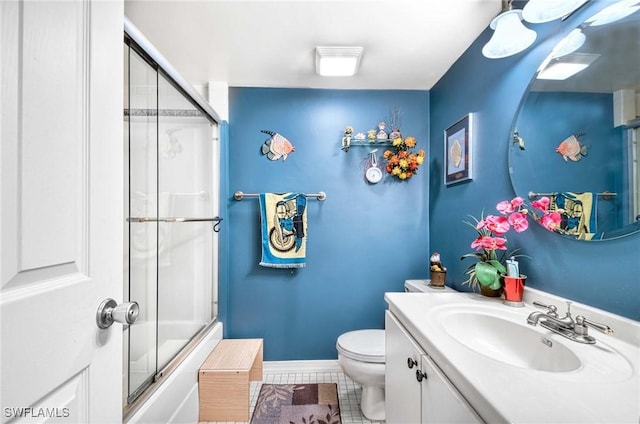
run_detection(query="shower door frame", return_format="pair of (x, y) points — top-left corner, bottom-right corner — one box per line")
(123, 21), (221, 417)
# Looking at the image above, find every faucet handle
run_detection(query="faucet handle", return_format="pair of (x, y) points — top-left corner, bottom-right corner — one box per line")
(575, 315), (614, 335)
(532, 301), (558, 317)
(564, 301), (573, 316)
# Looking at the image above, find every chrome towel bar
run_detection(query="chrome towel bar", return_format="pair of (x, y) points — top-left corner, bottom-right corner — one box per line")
(528, 191), (616, 200)
(233, 191), (327, 201)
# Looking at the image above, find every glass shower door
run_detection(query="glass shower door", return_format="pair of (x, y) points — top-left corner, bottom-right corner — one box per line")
(155, 72), (215, 372)
(124, 37), (219, 406)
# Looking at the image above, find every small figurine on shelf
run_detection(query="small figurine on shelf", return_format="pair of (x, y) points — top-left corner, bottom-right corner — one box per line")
(367, 129), (377, 143)
(387, 106), (403, 140)
(342, 126), (354, 152)
(430, 252), (443, 270)
(376, 122), (388, 141)
(354, 132), (366, 141)
(429, 252), (447, 288)
(389, 128), (402, 140)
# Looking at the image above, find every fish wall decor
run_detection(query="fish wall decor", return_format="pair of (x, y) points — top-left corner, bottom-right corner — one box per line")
(260, 130), (296, 161)
(555, 133), (587, 162)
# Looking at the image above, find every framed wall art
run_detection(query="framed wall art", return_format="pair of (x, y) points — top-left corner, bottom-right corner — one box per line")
(444, 114), (473, 185)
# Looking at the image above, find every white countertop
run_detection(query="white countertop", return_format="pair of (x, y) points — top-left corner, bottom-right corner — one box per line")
(385, 291), (640, 424)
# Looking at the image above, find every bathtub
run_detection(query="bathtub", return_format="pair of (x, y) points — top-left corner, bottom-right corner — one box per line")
(125, 321), (223, 424)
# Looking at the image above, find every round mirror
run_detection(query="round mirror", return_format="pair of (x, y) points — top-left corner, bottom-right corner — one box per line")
(510, 1), (640, 241)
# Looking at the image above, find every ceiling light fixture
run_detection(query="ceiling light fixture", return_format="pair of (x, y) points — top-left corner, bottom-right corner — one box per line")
(536, 52), (600, 80)
(315, 46), (363, 77)
(584, 0), (640, 26)
(482, 1), (537, 59)
(482, 0), (591, 59)
(522, 0), (588, 24)
(550, 28), (586, 59)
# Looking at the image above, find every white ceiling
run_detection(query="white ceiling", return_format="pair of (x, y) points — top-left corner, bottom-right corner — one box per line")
(124, 0), (502, 90)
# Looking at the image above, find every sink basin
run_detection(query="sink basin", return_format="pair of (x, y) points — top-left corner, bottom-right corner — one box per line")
(440, 311), (581, 372)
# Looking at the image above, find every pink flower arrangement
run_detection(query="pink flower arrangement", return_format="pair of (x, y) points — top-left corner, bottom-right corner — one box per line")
(461, 196), (561, 291)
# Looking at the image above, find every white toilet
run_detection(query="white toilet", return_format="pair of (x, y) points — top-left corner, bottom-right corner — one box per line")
(337, 329), (386, 420)
(336, 279), (456, 421)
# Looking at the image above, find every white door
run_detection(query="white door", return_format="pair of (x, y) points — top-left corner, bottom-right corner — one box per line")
(1, 1), (124, 423)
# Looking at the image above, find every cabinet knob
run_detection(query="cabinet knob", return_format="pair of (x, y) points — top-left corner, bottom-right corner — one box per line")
(407, 358), (418, 369)
(416, 369), (427, 382)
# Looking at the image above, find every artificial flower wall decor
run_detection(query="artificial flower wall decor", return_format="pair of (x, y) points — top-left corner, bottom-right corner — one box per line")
(383, 136), (425, 181)
(461, 196), (561, 292)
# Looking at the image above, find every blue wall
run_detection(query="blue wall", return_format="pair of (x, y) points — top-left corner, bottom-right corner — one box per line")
(429, 1), (639, 320)
(221, 2), (639, 362)
(225, 89), (429, 360)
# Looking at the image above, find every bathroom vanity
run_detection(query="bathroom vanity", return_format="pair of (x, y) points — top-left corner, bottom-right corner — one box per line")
(385, 310), (481, 423)
(384, 290), (640, 423)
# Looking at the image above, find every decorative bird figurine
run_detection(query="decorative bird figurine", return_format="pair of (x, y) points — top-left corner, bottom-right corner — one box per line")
(513, 131), (526, 150)
(260, 130), (295, 161)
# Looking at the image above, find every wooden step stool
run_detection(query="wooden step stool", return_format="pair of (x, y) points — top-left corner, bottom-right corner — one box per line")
(198, 338), (263, 422)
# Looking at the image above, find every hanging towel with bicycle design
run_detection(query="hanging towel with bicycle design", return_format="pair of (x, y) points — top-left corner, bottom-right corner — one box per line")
(549, 192), (596, 239)
(259, 193), (307, 268)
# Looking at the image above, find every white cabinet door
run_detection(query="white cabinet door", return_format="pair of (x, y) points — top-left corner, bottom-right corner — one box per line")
(420, 355), (483, 424)
(1, 1), (123, 422)
(386, 311), (483, 424)
(385, 311), (423, 424)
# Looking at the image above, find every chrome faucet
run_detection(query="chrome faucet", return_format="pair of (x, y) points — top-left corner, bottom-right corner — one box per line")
(527, 300), (613, 344)
(527, 300), (574, 328)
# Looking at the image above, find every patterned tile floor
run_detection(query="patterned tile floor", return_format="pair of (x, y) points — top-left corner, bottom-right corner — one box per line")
(200, 369), (384, 424)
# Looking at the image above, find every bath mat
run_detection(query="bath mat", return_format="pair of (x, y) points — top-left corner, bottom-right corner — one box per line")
(250, 383), (341, 424)
(259, 193), (307, 268)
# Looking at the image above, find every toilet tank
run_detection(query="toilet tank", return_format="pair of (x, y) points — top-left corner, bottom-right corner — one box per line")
(404, 279), (457, 293)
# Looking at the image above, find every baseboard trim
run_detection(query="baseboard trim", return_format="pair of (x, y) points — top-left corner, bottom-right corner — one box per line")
(263, 359), (342, 373)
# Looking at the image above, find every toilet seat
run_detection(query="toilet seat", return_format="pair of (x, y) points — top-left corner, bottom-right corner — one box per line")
(336, 329), (385, 363)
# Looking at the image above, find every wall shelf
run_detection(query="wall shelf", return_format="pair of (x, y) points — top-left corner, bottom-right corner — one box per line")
(342, 139), (394, 152)
(348, 139), (393, 146)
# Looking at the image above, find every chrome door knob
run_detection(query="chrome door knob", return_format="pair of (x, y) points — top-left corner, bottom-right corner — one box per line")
(96, 298), (139, 329)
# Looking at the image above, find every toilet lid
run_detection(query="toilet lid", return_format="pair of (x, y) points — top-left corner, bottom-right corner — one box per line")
(336, 329), (385, 363)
